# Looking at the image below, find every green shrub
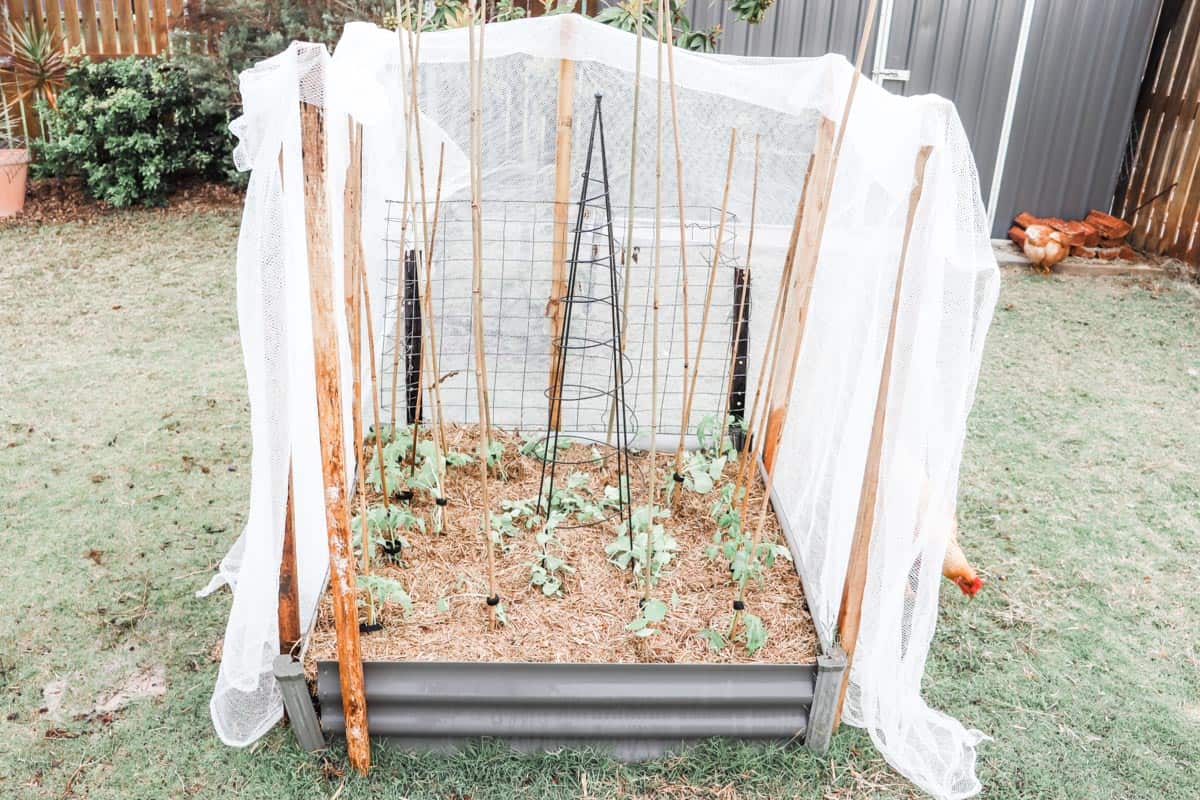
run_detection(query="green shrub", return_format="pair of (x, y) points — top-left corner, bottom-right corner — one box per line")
(34, 56), (234, 207)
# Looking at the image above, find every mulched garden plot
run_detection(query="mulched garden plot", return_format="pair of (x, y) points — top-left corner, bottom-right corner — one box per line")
(305, 425), (818, 670)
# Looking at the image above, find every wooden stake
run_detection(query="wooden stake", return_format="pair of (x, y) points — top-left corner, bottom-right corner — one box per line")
(833, 145), (933, 730)
(730, 118), (834, 636)
(299, 100), (370, 774)
(468, 0), (499, 625)
(663, 4), (693, 485)
(548, 57), (576, 430)
(643, 0), (666, 602)
(277, 463), (301, 657)
(607, 0), (644, 444)
(730, 123), (826, 518)
(718, 133), (760, 453)
(344, 120), (373, 622)
(418, 145), (450, 529)
(675, 128), (737, 470)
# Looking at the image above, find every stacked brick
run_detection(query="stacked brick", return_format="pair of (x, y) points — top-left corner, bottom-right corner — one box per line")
(1008, 210), (1136, 261)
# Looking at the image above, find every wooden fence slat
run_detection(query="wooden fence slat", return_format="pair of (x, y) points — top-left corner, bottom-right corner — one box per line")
(63, 0), (84, 49)
(77, 0), (101, 53)
(1120, 0), (1200, 265)
(169, 0), (182, 18)
(133, 0), (153, 53)
(152, 0), (169, 52)
(115, 0), (135, 53)
(97, 0), (118, 54)
(1131, 8), (1200, 247)
(42, 0), (65, 41)
(1141, 8), (1200, 253)
(1122, 2), (1194, 226)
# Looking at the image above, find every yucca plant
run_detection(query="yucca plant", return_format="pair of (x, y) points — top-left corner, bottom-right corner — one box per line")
(1, 22), (69, 114)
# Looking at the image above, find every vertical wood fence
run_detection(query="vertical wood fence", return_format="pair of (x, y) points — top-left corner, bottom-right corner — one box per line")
(2, 0), (185, 141)
(4, 0), (183, 57)
(1115, 0), (1200, 264)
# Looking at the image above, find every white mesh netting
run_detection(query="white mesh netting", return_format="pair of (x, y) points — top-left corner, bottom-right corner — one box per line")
(206, 15), (998, 799)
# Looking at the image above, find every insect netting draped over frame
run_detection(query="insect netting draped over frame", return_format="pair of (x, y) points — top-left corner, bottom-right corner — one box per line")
(210, 15), (998, 800)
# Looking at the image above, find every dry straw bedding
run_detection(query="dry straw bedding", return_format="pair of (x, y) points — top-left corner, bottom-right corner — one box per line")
(306, 425), (817, 669)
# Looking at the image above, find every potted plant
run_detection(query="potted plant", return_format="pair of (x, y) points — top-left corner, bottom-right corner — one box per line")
(0, 124), (27, 217)
(0, 21), (68, 217)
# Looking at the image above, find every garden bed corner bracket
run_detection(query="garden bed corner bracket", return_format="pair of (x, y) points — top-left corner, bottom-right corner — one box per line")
(804, 646), (846, 755)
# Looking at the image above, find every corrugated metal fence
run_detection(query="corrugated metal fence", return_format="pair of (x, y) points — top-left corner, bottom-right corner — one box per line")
(1115, 0), (1200, 263)
(691, 0), (1161, 238)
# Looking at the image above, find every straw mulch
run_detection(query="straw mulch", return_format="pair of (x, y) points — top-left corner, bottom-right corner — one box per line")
(305, 425), (818, 670)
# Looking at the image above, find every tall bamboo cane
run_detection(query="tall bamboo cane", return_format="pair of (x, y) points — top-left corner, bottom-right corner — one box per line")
(467, 0), (499, 625)
(673, 128), (737, 480)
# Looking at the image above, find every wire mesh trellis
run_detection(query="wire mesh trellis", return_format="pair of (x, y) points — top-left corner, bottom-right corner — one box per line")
(380, 197), (745, 448)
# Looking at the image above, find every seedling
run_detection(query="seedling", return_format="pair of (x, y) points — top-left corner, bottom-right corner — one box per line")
(352, 504), (424, 561)
(526, 510), (573, 596)
(625, 597), (668, 638)
(444, 450), (473, 467)
(486, 439), (507, 479)
(696, 413), (742, 458)
(605, 505), (676, 585)
(489, 512), (521, 553)
(357, 574), (413, 627)
(520, 432), (572, 460)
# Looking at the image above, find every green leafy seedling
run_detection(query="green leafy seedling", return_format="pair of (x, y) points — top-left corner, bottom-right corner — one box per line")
(625, 597), (669, 638)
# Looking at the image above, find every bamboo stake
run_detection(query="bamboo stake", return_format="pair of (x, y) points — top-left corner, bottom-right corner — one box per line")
(299, 100), (370, 774)
(418, 145), (450, 531)
(729, 144), (819, 522)
(718, 133), (760, 453)
(344, 120), (373, 616)
(642, 0), (666, 602)
(728, 118), (833, 637)
(663, 0), (693, 491)
(833, 146), (933, 729)
(548, 60), (576, 429)
(606, 0), (643, 443)
(467, 0), (499, 625)
(403, 0), (436, 478)
(675, 127), (737, 473)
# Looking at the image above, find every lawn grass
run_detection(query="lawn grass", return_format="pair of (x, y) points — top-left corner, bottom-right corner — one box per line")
(1, 209), (1197, 799)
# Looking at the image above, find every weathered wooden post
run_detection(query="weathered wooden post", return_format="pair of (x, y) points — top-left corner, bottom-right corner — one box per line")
(299, 98), (371, 774)
(834, 145), (934, 731)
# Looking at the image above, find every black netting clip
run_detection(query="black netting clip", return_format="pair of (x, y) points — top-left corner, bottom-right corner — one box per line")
(397, 489), (414, 503)
(673, 472), (685, 483)
(733, 600), (746, 611)
(486, 594), (500, 607)
(435, 497), (448, 507)
(359, 622), (383, 634)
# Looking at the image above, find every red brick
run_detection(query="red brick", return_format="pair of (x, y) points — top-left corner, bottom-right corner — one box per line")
(1071, 245), (1097, 259)
(1095, 246), (1120, 261)
(1079, 222), (1100, 247)
(1085, 210), (1132, 240)
(1119, 245), (1137, 261)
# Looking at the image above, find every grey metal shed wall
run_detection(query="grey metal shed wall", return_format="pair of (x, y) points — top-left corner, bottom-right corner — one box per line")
(691, 1), (1160, 237)
(994, 0), (1159, 236)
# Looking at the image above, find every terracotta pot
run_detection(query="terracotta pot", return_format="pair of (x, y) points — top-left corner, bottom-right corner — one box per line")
(0, 148), (30, 218)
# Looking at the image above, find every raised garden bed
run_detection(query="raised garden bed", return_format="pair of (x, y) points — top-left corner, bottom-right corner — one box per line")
(281, 425), (838, 758)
